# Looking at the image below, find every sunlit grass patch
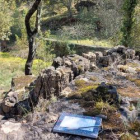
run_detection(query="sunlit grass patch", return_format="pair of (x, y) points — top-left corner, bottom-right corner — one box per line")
(0, 52), (51, 92)
(69, 39), (113, 47)
(48, 35), (113, 48)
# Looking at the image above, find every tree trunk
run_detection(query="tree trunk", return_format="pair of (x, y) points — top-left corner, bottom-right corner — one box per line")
(25, 37), (36, 75)
(25, 0), (42, 75)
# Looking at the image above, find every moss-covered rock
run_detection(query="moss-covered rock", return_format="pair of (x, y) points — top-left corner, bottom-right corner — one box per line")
(68, 84), (99, 99)
(11, 76), (36, 101)
(96, 83), (119, 104)
(74, 79), (87, 87)
(130, 121), (140, 134)
(68, 92), (82, 99)
(81, 90), (96, 101)
(11, 76), (36, 91)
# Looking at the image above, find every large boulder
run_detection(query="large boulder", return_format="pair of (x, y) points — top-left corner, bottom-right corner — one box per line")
(125, 49), (135, 59)
(11, 75), (36, 101)
(31, 66), (73, 105)
(90, 62), (98, 70)
(98, 55), (113, 67)
(96, 82), (119, 104)
(136, 50), (140, 60)
(97, 46), (137, 67)
(95, 51), (103, 60)
(11, 75), (36, 91)
(52, 57), (63, 68)
(116, 45), (126, 55)
(52, 54), (90, 77)
(82, 52), (96, 62)
(1, 91), (18, 114)
(117, 65), (137, 74)
(1, 76), (36, 115)
(104, 47), (118, 55)
(110, 52), (121, 62)
(1, 121), (22, 134)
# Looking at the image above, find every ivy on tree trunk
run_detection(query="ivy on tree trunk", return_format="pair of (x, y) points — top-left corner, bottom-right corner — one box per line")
(25, 0), (42, 75)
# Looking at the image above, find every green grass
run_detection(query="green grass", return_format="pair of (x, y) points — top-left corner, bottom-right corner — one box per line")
(48, 35), (113, 48)
(69, 39), (113, 47)
(0, 52), (51, 92)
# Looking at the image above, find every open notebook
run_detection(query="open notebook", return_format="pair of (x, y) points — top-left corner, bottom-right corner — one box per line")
(53, 113), (102, 139)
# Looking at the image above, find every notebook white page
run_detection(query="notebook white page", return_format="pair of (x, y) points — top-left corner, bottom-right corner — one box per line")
(60, 116), (96, 132)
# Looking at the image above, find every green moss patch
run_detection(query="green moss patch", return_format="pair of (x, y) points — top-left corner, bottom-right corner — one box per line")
(75, 79), (87, 87)
(130, 121), (140, 135)
(68, 82), (125, 133)
(68, 84), (99, 99)
(84, 101), (117, 116)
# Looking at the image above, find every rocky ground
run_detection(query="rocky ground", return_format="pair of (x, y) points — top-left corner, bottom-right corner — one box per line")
(0, 46), (140, 140)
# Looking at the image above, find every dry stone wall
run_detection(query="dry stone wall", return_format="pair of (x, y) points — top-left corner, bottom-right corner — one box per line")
(1, 46), (139, 116)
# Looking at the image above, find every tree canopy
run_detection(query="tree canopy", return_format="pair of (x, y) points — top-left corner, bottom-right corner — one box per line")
(0, 0), (12, 40)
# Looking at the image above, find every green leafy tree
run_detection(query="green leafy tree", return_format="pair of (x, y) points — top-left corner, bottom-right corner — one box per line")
(11, 8), (27, 41)
(46, 0), (77, 17)
(131, 1), (140, 48)
(121, 0), (138, 47)
(0, 0), (12, 40)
